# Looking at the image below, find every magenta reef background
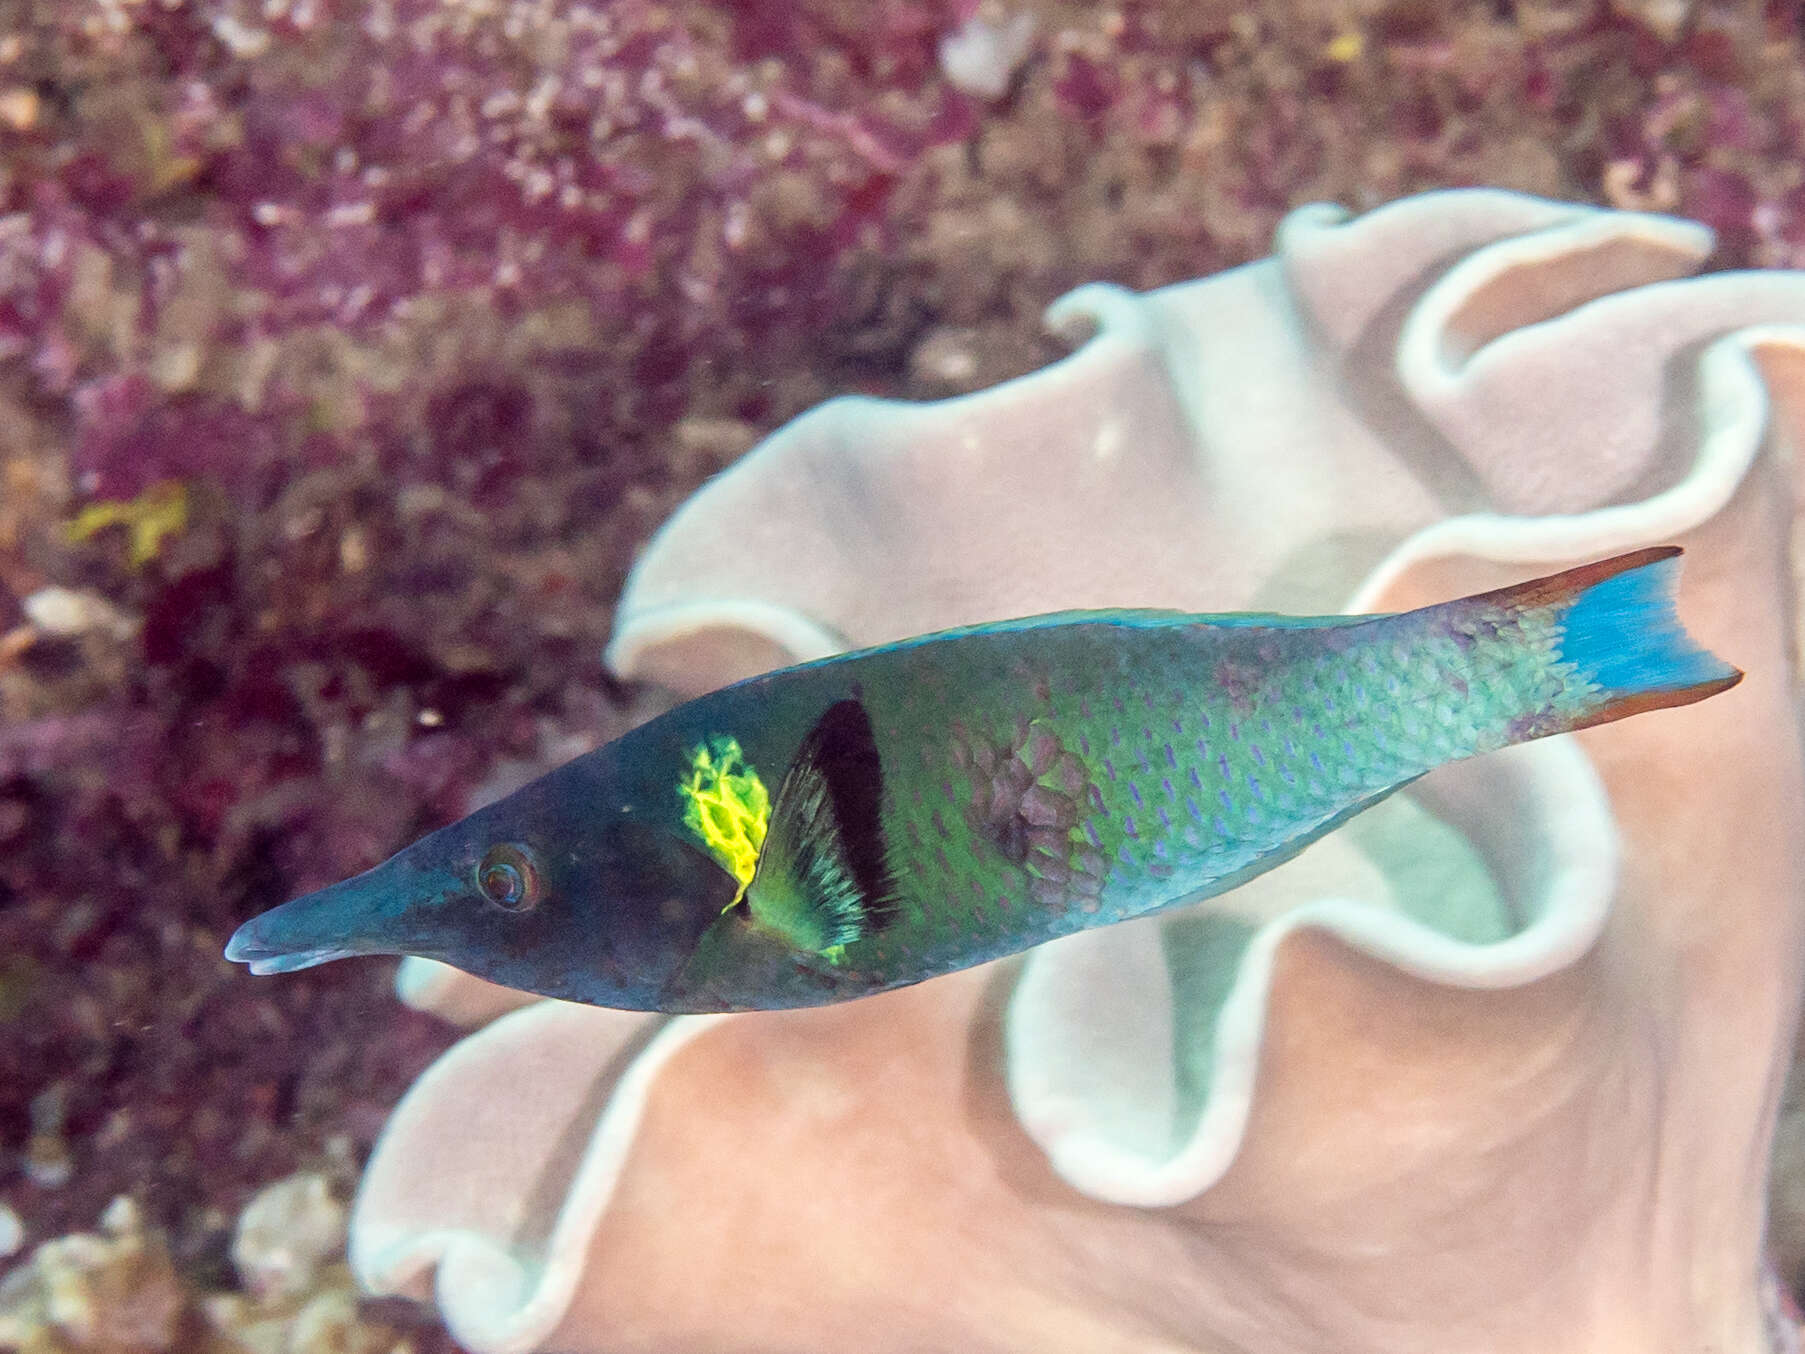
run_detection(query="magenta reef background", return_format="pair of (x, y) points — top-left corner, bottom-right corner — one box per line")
(1, 0), (1803, 1347)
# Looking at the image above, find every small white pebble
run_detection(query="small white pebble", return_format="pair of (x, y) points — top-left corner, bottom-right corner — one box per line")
(909, 327), (982, 388)
(0, 87), (39, 132)
(1624, 0), (1692, 41)
(338, 528), (369, 573)
(0, 1203), (22, 1259)
(98, 1196), (139, 1236)
(233, 1173), (347, 1304)
(23, 1136), (72, 1189)
(22, 587), (138, 641)
(324, 201), (376, 227)
(209, 14), (271, 57)
(938, 11), (1035, 101)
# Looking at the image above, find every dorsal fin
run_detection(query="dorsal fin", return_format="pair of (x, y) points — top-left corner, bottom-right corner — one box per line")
(746, 698), (898, 959)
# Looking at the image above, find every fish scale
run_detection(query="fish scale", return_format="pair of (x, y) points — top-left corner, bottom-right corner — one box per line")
(226, 548), (1742, 1013)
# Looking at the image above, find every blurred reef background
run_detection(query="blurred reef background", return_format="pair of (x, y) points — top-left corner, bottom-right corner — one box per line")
(0, 0), (1802, 1349)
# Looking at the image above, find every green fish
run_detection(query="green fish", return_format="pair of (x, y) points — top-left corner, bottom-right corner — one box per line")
(226, 547), (1738, 1012)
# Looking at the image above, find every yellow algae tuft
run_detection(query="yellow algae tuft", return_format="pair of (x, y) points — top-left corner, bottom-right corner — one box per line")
(65, 481), (189, 568)
(677, 737), (771, 906)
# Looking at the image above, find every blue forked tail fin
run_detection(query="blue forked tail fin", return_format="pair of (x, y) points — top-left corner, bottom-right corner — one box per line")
(1477, 546), (1741, 731)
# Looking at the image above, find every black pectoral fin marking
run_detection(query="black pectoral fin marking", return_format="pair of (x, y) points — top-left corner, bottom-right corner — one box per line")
(746, 698), (899, 957)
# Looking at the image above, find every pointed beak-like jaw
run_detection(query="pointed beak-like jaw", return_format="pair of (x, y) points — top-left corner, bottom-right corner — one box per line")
(225, 865), (438, 976)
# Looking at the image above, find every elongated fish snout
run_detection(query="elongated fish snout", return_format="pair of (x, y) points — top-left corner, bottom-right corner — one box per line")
(225, 869), (420, 976)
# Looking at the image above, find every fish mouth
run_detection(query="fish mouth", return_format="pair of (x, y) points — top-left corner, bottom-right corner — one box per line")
(223, 931), (362, 976)
(224, 867), (421, 976)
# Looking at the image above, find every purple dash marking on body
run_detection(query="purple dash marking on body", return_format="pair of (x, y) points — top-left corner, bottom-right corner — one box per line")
(1213, 814), (1231, 836)
(1087, 784), (1107, 814)
(939, 779), (956, 802)
(1217, 753), (1231, 780)
(1142, 690), (1155, 713)
(1118, 844), (1136, 867)
(1164, 743), (1178, 769)
(1310, 750), (1324, 771)
(905, 820), (923, 848)
(1185, 796), (1203, 822)
(1113, 695), (1126, 714)
(1086, 819), (1104, 847)
(1123, 814), (1139, 838)
(1342, 739), (1355, 757)
(1188, 766), (1203, 791)
(1161, 776), (1174, 800)
(1080, 698), (1092, 719)
(1281, 766), (1296, 785)
(1129, 782), (1144, 808)
(1195, 737), (1210, 758)
(1251, 744), (1265, 767)
(1311, 722), (1323, 739)
(936, 846), (954, 876)
(930, 808), (949, 837)
(1153, 841), (1168, 860)
(1218, 787), (1232, 811)
(1247, 773), (1263, 799)
(1157, 806), (1172, 830)
(1229, 721), (1240, 741)
(1110, 725), (1122, 748)
(1199, 711), (1211, 730)
(1103, 758), (1118, 781)
(1171, 716), (1184, 736)
(1079, 734), (1091, 758)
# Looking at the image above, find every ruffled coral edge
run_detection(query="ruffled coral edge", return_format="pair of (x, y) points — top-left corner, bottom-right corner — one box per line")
(604, 267), (1194, 688)
(351, 1009), (724, 1354)
(1003, 323), (1805, 1207)
(1005, 739), (1614, 1206)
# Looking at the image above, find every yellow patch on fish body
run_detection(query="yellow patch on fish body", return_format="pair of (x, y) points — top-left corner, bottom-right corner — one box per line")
(677, 737), (770, 907)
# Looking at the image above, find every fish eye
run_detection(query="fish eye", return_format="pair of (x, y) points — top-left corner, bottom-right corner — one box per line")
(476, 843), (540, 912)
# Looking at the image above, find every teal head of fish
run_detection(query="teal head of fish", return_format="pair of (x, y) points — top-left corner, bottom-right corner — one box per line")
(226, 547), (1740, 1013)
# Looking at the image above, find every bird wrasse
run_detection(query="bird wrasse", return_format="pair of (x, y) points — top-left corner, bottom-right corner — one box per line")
(226, 547), (1739, 1013)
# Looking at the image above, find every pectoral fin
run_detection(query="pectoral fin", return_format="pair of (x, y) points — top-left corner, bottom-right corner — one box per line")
(746, 698), (898, 959)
